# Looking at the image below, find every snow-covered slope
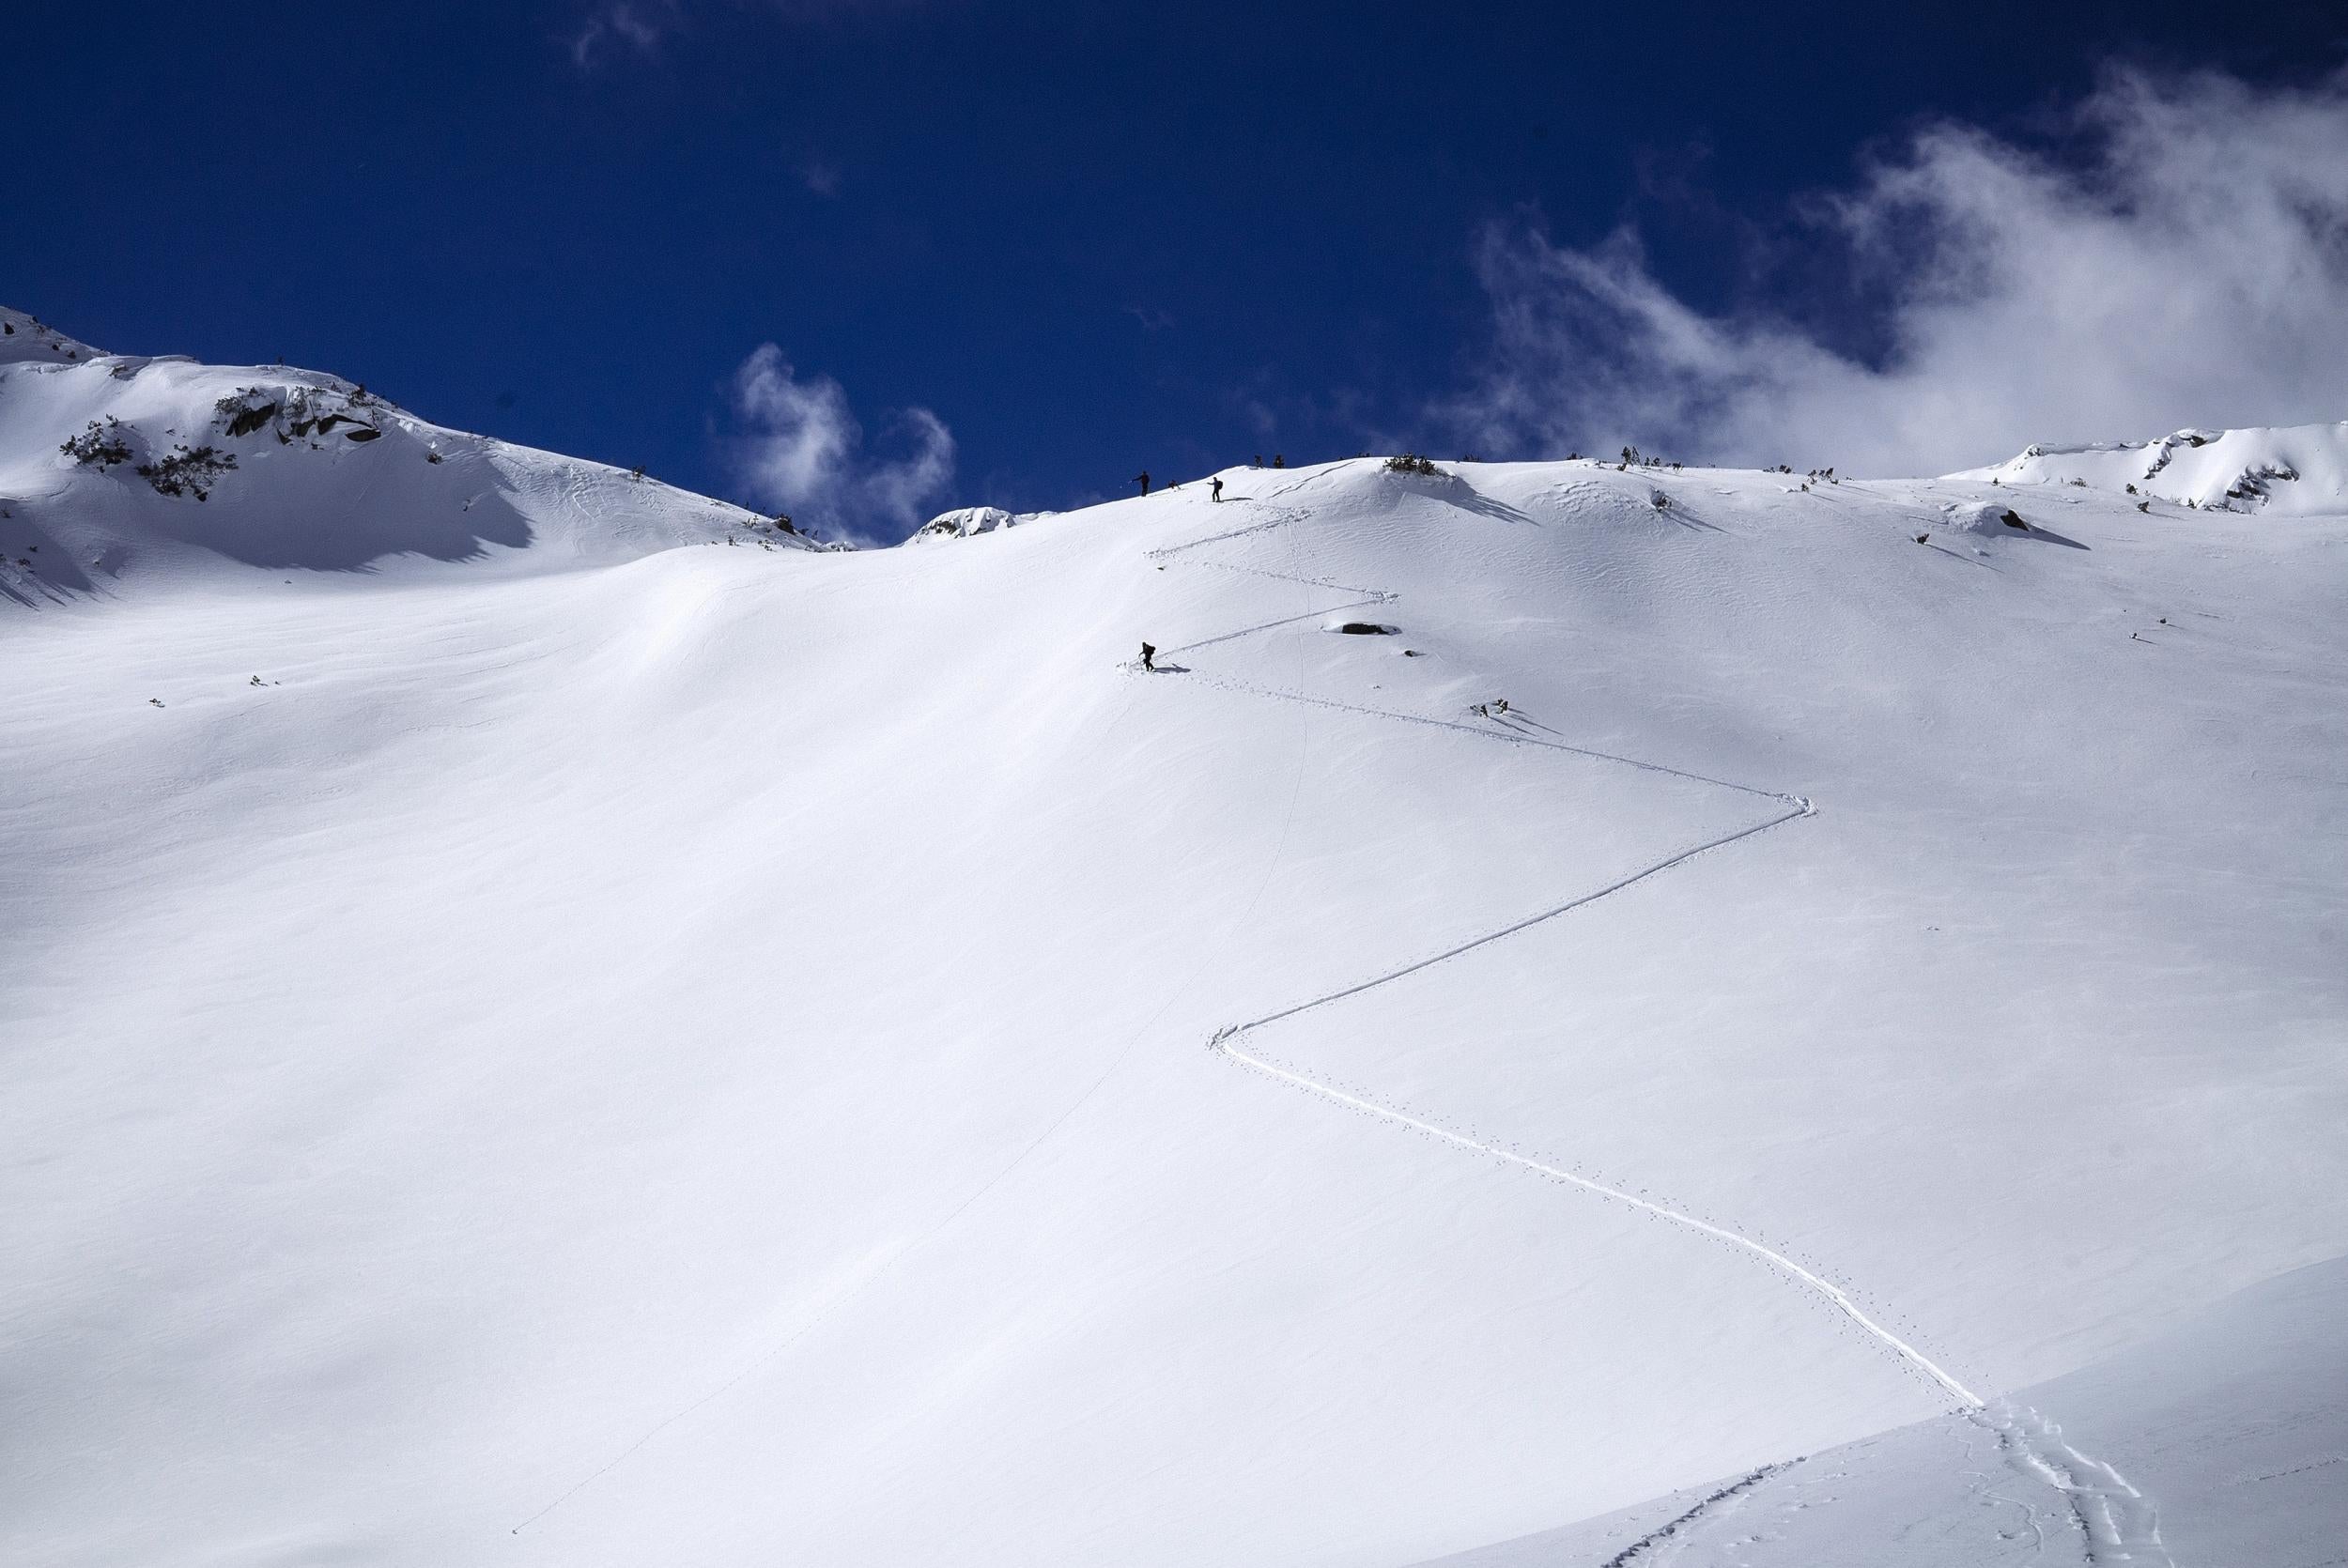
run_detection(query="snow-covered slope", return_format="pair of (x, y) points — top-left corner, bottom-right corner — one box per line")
(4, 323), (2344, 1568)
(0, 305), (823, 606)
(1955, 417), (2348, 515)
(1416, 1253), (2348, 1568)
(0, 308), (100, 366)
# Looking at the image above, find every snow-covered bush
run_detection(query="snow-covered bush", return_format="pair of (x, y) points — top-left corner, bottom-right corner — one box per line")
(60, 418), (132, 469)
(136, 444), (238, 500)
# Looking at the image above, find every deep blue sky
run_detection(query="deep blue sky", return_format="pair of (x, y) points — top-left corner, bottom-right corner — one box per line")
(13, 2), (2345, 536)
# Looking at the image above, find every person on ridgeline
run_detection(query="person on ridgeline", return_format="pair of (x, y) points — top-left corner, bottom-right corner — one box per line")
(1210, 477), (1224, 502)
(1135, 470), (1151, 497)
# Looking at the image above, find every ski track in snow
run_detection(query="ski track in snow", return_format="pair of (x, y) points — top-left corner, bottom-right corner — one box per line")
(1155, 494), (2181, 1564)
(514, 483), (2163, 1552)
(1596, 1462), (1796, 1568)
(1151, 501), (1984, 1412)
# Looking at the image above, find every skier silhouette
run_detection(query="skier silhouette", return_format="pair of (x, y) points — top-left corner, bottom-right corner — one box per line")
(1210, 477), (1224, 502)
(1135, 470), (1151, 497)
(1140, 641), (1156, 671)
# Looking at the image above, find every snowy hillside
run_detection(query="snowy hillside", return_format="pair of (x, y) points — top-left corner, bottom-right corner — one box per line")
(1416, 1254), (2348, 1568)
(1955, 417), (2348, 515)
(4, 319), (2345, 1568)
(0, 305), (825, 607)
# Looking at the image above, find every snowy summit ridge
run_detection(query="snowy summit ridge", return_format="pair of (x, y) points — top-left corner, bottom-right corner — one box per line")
(0, 305), (827, 603)
(1954, 417), (2348, 515)
(0, 306), (100, 366)
(906, 504), (1055, 543)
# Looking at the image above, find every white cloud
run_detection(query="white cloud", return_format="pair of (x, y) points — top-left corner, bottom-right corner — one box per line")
(570, 1), (678, 66)
(1449, 67), (2348, 475)
(729, 344), (955, 544)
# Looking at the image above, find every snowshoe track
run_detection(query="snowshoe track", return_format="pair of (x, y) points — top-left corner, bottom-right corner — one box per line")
(1977, 1402), (2174, 1567)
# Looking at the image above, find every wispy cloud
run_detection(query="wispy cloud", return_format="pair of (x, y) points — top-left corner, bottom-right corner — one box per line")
(1447, 67), (2348, 474)
(796, 155), (843, 198)
(728, 344), (955, 544)
(568, 0), (926, 69)
(569, 0), (680, 66)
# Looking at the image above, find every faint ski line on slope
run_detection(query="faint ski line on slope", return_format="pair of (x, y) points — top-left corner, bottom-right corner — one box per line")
(1188, 672), (1791, 802)
(1165, 594), (1392, 655)
(1239, 801), (1810, 1031)
(1151, 500), (1985, 1412)
(1163, 499), (2176, 1554)
(1149, 514), (1791, 803)
(1151, 513), (1303, 557)
(1212, 1031), (1980, 1408)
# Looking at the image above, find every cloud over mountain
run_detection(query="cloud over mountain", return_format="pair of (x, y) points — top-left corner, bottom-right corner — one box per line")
(729, 343), (954, 542)
(1454, 67), (2348, 474)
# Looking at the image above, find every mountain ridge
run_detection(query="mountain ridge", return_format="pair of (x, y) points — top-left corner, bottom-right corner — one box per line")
(1954, 417), (2348, 515)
